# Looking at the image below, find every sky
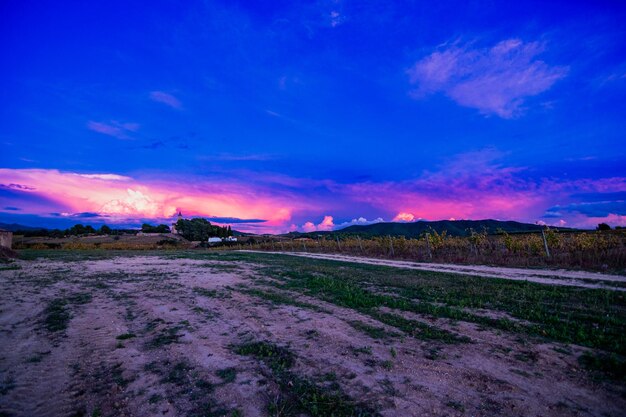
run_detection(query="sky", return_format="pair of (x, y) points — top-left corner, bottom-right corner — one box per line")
(1, 0), (625, 233)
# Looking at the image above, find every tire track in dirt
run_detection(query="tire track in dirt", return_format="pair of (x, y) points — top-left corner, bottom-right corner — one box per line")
(242, 251), (626, 291)
(0, 305), (76, 417)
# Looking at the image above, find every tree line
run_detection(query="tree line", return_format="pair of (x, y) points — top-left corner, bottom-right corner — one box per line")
(174, 218), (232, 241)
(14, 217), (234, 241)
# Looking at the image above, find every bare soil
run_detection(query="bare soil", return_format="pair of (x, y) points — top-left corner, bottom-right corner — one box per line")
(0, 254), (624, 417)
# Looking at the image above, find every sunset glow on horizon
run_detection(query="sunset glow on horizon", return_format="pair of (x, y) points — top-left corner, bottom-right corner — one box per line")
(1, 2), (625, 232)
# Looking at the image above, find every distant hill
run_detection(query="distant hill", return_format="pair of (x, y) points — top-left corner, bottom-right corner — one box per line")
(0, 222), (46, 232)
(286, 219), (569, 239)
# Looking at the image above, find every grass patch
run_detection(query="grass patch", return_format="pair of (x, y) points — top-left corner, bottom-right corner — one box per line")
(43, 299), (71, 332)
(42, 292), (92, 332)
(146, 326), (184, 349)
(241, 288), (325, 312)
(216, 367), (237, 384)
(348, 320), (398, 340)
(229, 252), (626, 355)
(0, 376), (16, 395)
(193, 287), (231, 299)
(233, 341), (295, 372)
(578, 351), (626, 380)
(116, 333), (136, 340)
(234, 340), (378, 416)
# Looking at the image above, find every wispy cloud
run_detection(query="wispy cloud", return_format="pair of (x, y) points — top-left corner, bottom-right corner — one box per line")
(76, 174), (132, 181)
(149, 91), (182, 109)
(407, 39), (568, 118)
(200, 153), (276, 162)
(87, 121), (140, 139)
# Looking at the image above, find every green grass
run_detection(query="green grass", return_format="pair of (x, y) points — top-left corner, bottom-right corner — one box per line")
(233, 341), (295, 372)
(42, 292), (92, 332)
(578, 351), (626, 380)
(241, 288), (326, 312)
(216, 367), (237, 384)
(146, 326), (184, 348)
(347, 320), (399, 340)
(233, 341), (378, 416)
(193, 287), (231, 299)
(221, 252), (625, 355)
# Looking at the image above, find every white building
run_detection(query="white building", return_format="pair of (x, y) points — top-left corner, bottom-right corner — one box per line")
(171, 211), (183, 234)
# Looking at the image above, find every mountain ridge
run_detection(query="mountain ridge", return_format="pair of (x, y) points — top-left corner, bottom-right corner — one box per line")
(284, 219), (572, 238)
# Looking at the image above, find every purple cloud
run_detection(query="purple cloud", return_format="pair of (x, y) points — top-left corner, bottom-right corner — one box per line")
(87, 121), (139, 139)
(149, 91), (182, 109)
(407, 39), (568, 118)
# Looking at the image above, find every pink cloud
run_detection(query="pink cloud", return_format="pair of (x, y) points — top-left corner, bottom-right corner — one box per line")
(407, 39), (568, 118)
(2, 150), (625, 232)
(300, 215), (335, 232)
(149, 91), (182, 109)
(0, 168), (301, 233)
(393, 212), (416, 222)
(87, 121), (139, 139)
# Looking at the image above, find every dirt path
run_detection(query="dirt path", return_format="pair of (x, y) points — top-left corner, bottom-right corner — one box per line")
(242, 251), (626, 291)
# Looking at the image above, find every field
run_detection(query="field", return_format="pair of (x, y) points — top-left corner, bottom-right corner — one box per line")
(1, 250), (625, 417)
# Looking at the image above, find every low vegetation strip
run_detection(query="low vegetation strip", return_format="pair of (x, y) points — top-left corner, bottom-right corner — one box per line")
(243, 251), (626, 289)
(233, 341), (379, 416)
(217, 251), (626, 355)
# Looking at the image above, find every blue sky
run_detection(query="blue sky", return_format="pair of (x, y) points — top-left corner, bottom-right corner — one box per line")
(1, 1), (625, 231)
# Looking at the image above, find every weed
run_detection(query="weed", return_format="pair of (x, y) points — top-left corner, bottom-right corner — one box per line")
(0, 375), (16, 395)
(233, 341), (294, 372)
(216, 367), (237, 384)
(446, 401), (465, 412)
(351, 346), (373, 356)
(111, 363), (132, 387)
(578, 351), (626, 380)
(148, 393), (162, 404)
(161, 361), (195, 386)
(147, 326), (184, 349)
(194, 287), (231, 299)
(234, 340), (379, 416)
(348, 320), (398, 340)
(42, 292), (92, 333)
(241, 288), (323, 311)
(0, 264), (21, 271)
(43, 299), (71, 332)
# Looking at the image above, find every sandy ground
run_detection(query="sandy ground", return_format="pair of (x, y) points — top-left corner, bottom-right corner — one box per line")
(243, 251), (626, 291)
(0, 255), (624, 417)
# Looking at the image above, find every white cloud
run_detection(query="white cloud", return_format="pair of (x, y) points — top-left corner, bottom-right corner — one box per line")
(407, 39), (568, 118)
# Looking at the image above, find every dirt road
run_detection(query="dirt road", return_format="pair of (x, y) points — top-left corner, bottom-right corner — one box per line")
(242, 251), (626, 291)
